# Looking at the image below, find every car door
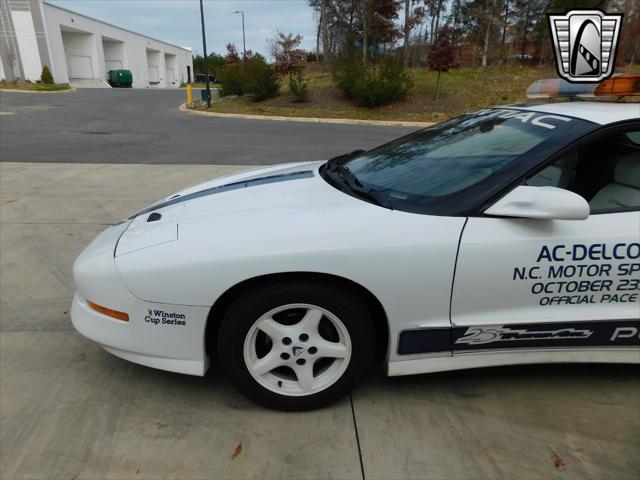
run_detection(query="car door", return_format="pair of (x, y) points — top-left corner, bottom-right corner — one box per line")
(450, 125), (640, 353)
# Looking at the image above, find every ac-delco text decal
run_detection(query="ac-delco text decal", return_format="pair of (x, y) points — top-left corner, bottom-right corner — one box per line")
(514, 242), (639, 306)
(145, 309), (186, 326)
(397, 320), (640, 355)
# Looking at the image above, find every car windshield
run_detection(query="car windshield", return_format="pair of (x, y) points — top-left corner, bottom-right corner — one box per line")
(326, 108), (596, 215)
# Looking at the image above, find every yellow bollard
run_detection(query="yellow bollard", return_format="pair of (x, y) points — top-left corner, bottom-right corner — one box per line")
(187, 83), (193, 105)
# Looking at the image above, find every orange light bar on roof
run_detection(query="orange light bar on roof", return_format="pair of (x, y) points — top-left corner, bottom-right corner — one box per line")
(594, 75), (640, 96)
(87, 300), (129, 322)
(526, 75), (640, 99)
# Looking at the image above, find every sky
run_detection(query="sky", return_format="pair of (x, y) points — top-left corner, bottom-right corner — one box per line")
(47, 0), (318, 58)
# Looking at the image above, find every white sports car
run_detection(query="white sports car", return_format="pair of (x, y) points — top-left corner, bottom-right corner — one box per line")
(72, 80), (640, 410)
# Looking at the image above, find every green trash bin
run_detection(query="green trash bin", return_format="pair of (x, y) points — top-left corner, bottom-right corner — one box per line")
(200, 89), (211, 102)
(107, 69), (133, 88)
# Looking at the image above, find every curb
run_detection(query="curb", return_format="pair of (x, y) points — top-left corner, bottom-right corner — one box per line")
(0, 86), (75, 94)
(179, 103), (434, 128)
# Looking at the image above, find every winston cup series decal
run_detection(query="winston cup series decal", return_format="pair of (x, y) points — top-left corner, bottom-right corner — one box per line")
(548, 9), (623, 83)
(145, 308), (187, 326)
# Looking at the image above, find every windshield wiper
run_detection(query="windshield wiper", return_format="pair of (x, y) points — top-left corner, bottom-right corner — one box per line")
(327, 158), (393, 210)
(325, 149), (365, 172)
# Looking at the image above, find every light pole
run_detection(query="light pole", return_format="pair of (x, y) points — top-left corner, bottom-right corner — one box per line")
(199, 0), (211, 107)
(233, 10), (246, 59)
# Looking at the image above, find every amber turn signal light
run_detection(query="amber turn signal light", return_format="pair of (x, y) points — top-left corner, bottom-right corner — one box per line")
(87, 300), (129, 322)
(594, 75), (640, 96)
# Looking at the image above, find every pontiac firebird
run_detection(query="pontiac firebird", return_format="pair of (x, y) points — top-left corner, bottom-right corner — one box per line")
(72, 100), (640, 410)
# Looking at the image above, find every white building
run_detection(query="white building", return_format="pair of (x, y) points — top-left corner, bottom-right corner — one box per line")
(0, 0), (193, 88)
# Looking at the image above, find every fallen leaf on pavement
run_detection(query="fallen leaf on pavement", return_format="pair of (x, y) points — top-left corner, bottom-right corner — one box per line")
(231, 443), (242, 460)
(551, 451), (566, 471)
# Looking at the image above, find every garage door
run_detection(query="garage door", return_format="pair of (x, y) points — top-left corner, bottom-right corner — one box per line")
(67, 55), (93, 79)
(165, 68), (175, 84)
(105, 60), (123, 71)
(148, 65), (160, 83)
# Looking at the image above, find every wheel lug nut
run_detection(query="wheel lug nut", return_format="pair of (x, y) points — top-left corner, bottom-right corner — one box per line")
(308, 346), (317, 355)
(299, 333), (309, 342)
(296, 359), (306, 365)
(282, 337), (292, 345)
(281, 353), (290, 360)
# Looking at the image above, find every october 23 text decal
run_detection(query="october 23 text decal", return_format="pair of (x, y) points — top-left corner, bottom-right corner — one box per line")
(514, 242), (640, 306)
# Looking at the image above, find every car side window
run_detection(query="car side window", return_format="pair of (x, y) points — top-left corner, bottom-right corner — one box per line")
(524, 129), (640, 213)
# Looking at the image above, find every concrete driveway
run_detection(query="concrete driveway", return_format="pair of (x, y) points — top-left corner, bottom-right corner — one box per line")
(1, 89), (639, 479)
(0, 88), (411, 165)
(1, 161), (638, 480)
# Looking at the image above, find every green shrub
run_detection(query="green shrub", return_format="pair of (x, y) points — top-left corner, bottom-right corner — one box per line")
(40, 65), (54, 84)
(332, 58), (364, 100)
(288, 71), (309, 102)
(242, 56), (279, 102)
(218, 63), (245, 96)
(217, 57), (279, 102)
(333, 57), (413, 107)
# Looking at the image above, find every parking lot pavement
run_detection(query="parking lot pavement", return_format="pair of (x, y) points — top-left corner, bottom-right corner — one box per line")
(1, 162), (639, 479)
(0, 89), (411, 165)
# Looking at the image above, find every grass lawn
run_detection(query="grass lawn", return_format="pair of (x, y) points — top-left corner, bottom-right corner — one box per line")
(0, 81), (71, 92)
(200, 65), (552, 122)
(199, 64), (640, 122)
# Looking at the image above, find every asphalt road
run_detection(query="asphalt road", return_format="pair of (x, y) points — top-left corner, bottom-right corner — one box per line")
(0, 88), (411, 165)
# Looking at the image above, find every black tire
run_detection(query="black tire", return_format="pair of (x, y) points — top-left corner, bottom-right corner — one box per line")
(217, 281), (375, 411)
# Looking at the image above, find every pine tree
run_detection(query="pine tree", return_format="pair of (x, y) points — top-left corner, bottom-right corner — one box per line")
(40, 65), (53, 84)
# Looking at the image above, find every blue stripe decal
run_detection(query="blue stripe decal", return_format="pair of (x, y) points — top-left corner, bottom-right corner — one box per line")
(133, 170), (314, 218)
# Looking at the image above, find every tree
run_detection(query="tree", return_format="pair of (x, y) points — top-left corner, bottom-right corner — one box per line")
(403, 0), (427, 67)
(499, 0), (510, 62)
(428, 0), (445, 46)
(363, 0), (402, 54)
(521, 0), (598, 64)
(428, 26), (457, 103)
(608, 0), (639, 66)
(313, 4), (322, 62)
(40, 65), (53, 84)
(510, 0), (541, 59)
(193, 52), (225, 76)
(459, 0), (502, 66)
(481, 0), (497, 66)
(225, 43), (241, 64)
(307, 0), (401, 61)
(321, 0), (331, 63)
(271, 32), (307, 79)
(403, 0), (410, 66)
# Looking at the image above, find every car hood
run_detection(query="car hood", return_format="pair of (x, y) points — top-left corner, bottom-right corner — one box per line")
(156, 161), (322, 200)
(115, 160), (372, 256)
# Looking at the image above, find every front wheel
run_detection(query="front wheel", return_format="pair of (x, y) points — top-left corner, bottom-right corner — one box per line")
(218, 282), (375, 411)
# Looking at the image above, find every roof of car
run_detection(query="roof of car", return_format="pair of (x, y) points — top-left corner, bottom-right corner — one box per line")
(505, 101), (639, 125)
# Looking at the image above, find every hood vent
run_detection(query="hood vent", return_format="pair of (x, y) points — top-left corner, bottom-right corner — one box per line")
(132, 170), (314, 219)
(147, 212), (162, 222)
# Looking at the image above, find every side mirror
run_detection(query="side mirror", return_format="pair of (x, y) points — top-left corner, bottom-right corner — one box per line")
(485, 186), (590, 220)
